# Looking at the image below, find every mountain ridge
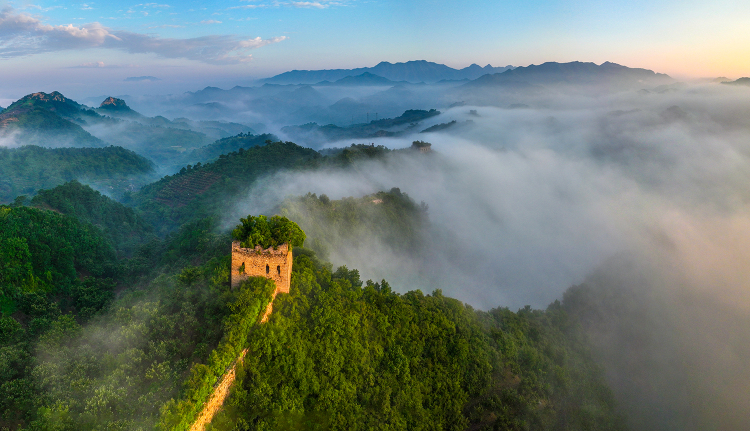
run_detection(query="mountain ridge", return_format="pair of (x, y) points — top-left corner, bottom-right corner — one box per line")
(263, 60), (514, 84)
(0, 92), (106, 148)
(3, 91), (92, 118)
(465, 61), (673, 88)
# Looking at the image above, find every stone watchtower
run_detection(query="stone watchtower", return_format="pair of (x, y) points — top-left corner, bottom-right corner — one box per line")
(231, 241), (293, 294)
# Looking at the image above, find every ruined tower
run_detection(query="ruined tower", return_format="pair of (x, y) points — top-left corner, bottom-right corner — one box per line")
(230, 241), (293, 294)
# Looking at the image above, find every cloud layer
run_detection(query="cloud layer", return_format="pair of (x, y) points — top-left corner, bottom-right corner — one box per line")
(0, 7), (286, 64)
(233, 0), (346, 8)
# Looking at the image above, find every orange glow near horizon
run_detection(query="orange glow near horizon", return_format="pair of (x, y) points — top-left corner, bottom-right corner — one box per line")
(632, 48), (750, 80)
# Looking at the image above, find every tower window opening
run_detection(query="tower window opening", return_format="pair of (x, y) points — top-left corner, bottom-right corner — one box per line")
(266, 264), (270, 274)
(277, 265), (281, 275)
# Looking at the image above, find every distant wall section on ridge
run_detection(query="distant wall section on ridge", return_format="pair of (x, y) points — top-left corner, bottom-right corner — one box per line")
(230, 241), (292, 294)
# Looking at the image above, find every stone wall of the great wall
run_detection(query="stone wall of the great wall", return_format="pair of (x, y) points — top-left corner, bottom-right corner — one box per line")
(189, 241), (293, 431)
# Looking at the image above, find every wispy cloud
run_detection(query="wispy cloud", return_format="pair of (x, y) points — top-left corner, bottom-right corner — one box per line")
(238, 36), (286, 48)
(229, 0), (348, 9)
(132, 3), (171, 8)
(0, 7), (287, 64)
(290, 1), (328, 8)
(74, 61), (105, 67)
(228, 4), (267, 9)
(200, 19), (222, 24)
(68, 61), (138, 68)
(21, 4), (64, 12)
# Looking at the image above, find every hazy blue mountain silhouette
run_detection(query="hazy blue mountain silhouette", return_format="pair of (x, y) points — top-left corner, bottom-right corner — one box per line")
(317, 72), (400, 86)
(465, 61), (672, 88)
(263, 60), (514, 84)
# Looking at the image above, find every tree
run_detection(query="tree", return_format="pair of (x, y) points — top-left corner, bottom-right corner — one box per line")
(232, 215), (305, 250)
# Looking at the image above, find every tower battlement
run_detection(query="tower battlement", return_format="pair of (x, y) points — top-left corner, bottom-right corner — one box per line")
(230, 241), (293, 294)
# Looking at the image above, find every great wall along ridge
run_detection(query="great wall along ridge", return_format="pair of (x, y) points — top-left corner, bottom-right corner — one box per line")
(189, 242), (293, 431)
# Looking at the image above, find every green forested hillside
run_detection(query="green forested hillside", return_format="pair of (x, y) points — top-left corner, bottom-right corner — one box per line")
(184, 133), (276, 165)
(30, 181), (156, 257)
(278, 188), (428, 258)
(129, 141), (427, 237)
(0, 194), (626, 431)
(0, 145), (154, 203)
(0, 92), (105, 148)
(281, 109), (440, 145)
(172, 120), (256, 142)
(0, 205), (118, 316)
(0, 203), (270, 430)
(131, 140), (320, 234)
(206, 249), (625, 431)
(0, 107), (105, 148)
(97, 96), (141, 116)
(0, 92), (264, 169)
(314, 143), (394, 166)
(26, 260), (273, 431)
(86, 117), (214, 166)
(90, 98), (257, 159)
(3, 91), (93, 118)
(1, 205), (119, 429)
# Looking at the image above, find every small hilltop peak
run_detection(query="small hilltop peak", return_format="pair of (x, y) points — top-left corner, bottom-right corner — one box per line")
(3, 90), (86, 117)
(97, 96), (142, 117)
(99, 97), (130, 111)
(29, 91), (68, 103)
(14, 91), (76, 107)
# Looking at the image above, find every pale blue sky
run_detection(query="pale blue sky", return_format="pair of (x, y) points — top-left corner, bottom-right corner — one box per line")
(1, 0), (749, 99)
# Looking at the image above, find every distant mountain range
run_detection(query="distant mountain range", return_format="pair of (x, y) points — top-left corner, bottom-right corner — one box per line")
(316, 72), (409, 86)
(0, 91), (257, 169)
(262, 60), (673, 92)
(107, 60), (675, 133)
(464, 61), (673, 89)
(262, 60), (514, 84)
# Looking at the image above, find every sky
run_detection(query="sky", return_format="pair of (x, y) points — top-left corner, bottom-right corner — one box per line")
(1, 0), (750, 99)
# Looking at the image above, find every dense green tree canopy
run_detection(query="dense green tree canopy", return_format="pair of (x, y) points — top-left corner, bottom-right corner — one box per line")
(0, 195), (626, 431)
(278, 188), (428, 259)
(131, 140), (319, 234)
(31, 181), (156, 257)
(232, 215), (306, 250)
(0, 145), (154, 203)
(185, 133), (276, 165)
(205, 249), (625, 431)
